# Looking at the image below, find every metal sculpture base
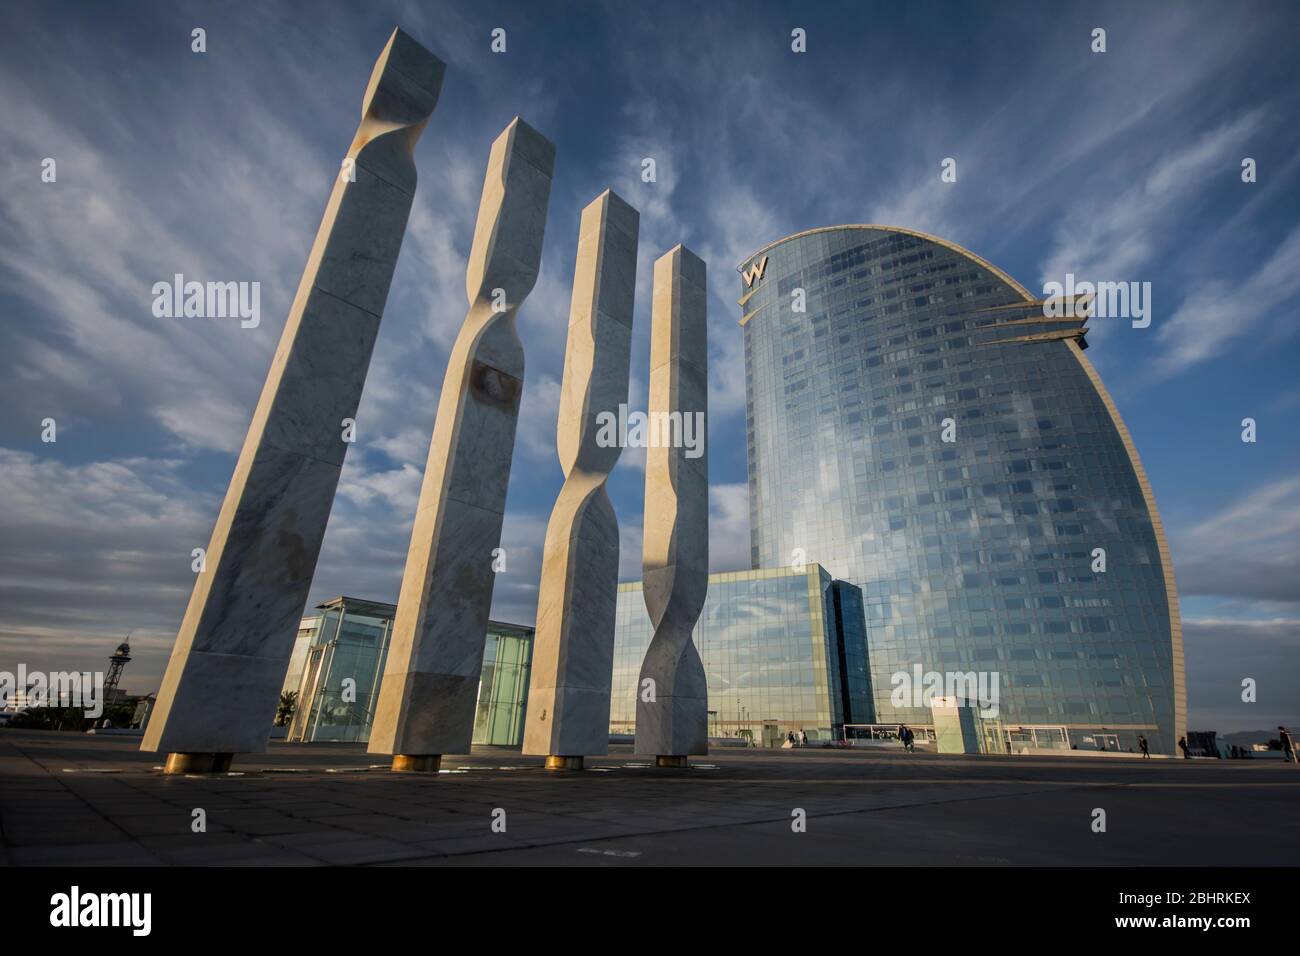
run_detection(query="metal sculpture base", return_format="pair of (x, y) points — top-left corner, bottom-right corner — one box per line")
(391, 754), (441, 773)
(544, 755), (584, 771)
(163, 752), (233, 775)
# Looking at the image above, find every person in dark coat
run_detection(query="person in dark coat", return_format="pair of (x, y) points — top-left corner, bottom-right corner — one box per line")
(1279, 726), (1296, 764)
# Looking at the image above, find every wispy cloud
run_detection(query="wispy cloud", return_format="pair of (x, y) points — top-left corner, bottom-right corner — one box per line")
(1039, 111), (1266, 288)
(0, 24), (350, 453)
(1172, 476), (1300, 604)
(1154, 224), (1300, 377)
(0, 449), (213, 683)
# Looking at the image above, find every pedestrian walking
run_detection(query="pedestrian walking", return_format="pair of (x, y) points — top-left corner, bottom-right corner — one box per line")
(1279, 726), (1296, 764)
(900, 725), (914, 753)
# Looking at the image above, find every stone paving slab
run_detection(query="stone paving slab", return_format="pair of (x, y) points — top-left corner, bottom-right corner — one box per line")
(2, 730), (1298, 866)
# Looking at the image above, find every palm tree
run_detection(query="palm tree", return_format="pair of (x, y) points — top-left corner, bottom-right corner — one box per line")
(275, 691), (298, 727)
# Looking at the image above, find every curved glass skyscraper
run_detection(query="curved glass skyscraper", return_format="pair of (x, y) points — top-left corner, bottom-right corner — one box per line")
(738, 226), (1185, 754)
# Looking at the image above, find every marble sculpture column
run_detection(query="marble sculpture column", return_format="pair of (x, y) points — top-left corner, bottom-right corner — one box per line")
(368, 118), (555, 771)
(523, 190), (640, 769)
(635, 245), (710, 766)
(142, 29), (445, 773)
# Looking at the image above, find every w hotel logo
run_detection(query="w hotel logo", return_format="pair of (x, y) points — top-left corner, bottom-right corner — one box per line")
(741, 254), (768, 288)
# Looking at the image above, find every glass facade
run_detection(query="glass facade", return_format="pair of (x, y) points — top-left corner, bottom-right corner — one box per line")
(611, 566), (872, 746)
(739, 226), (1184, 754)
(285, 599), (391, 743)
(473, 622), (535, 746)
(283, 596), (534, 747)
(830, 580), (873, 722)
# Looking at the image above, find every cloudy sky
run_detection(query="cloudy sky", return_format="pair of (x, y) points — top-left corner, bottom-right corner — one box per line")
(1, 0), (1296, 733)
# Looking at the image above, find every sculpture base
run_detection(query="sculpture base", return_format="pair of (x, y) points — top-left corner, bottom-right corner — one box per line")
(544, 755), (584, 771)
(392, 754), (441, 773)
(163, 752), (233, 775)
(655, 755), (689, 768)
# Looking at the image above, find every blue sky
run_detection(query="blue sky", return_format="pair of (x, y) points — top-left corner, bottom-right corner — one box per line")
(0, 0), (1296, 732)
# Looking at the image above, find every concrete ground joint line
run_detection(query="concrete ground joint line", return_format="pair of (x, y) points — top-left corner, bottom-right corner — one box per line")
(357, 787), (1060, 863)
(7, 739), (154, 858)
(446, 788), (1078, 859)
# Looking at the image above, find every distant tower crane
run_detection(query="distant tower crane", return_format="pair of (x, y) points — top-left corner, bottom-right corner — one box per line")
(104, 638), (132, 703)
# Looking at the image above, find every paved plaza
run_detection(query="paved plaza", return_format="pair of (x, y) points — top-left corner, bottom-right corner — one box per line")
(1, 730), (1296, 866)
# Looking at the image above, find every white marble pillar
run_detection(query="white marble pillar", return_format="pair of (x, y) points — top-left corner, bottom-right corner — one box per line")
(142, 30), (444, 772)
(368, 118), (555, 771)
(635, 245), (709, 765)
(523, 190), (639, 769)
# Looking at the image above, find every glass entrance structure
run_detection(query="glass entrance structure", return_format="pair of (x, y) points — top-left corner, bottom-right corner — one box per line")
(472, 622), (534, 745)
(737, 226), (1185, 753)
(283, 596), (534, 747)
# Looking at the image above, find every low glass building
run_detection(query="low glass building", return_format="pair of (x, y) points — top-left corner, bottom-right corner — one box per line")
(283, 596), (533, 747)
(611, 566), (871, 746)
(737, 225), (1185, 753)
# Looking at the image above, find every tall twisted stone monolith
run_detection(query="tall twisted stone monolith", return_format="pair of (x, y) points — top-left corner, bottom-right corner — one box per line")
(636, 245), (709, 766)
(142, 29), (445, 773)
(523, 190), (640, 770)
(368, 118), (555, 771)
